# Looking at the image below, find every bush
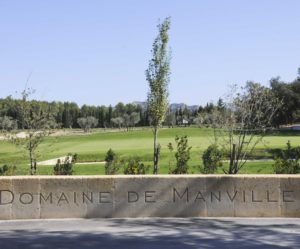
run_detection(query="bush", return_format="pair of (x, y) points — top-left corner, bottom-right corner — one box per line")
(53, 157), (73, 175)
(0, 164), (16, 176)
(167, 142), (174, 174)
(65, 153), (78, 163)
(72, 153), (78, 163)
(104, 149), (120, 175)
(105, 148), (116, 163)
(273, 141), (300, 174)
(105, 159), (122, 175)
(124, 157), (149, 175)
(273, 158), (299, 174)
(202, 144), (223, 174)
(172, 135), (192, 174)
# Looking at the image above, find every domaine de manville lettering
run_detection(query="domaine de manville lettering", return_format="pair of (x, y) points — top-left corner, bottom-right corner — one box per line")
(0, 188), (295, 205)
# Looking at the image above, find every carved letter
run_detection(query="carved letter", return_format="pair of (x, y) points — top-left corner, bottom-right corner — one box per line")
(128, 191), (139, 203)
(0, 190), (14, 205)
(83, 192), (93, 203)
(20, 193), (34, 205)
(40, 193), (53, 204)
(99, 192), (112, 203)
(58, 193), (69, 205)
(194, 191), (206, 202)
(267, 191), (278, 202)
(251, 191), (262, 202)
(283, 190), (294, 202)
(145, 191), (156, 203)
(73, 192), (77, 204)
(173, 188), (189, 202)
(227, 190), (237, 202)
(211, 191), (221, 202)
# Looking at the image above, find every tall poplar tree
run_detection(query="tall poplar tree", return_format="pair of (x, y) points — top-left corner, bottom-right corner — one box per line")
(146, 17), (171, 174)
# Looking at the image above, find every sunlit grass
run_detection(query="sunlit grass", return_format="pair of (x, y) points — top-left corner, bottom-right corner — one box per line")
(0, 127), (299, 175)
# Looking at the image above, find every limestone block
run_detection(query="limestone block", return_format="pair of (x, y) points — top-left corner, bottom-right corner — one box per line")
(113, 176), (207, 217)
(84, 176), (115, 218)
(233, 176), (280, 217)
(39, 176), (87, 219)
(11, 177), (40, 219)
(205, 175), (235, 217)
(0, 175), (299, 219)
(280, 176), (300, 217)
(0, 178), (12, 219)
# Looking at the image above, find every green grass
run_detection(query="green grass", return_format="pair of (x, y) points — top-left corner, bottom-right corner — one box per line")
(11, 164), (105, 176)
(10, 161), (275, 175)
(0, 127), (299, 175)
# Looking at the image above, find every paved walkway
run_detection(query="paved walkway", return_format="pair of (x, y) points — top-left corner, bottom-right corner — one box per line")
(0, 218), (299, 249)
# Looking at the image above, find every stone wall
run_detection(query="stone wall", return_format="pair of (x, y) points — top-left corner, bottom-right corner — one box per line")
(0, 175), (299, 219)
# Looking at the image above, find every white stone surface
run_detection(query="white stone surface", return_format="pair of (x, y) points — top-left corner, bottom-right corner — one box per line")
(0, 175), (300, 219)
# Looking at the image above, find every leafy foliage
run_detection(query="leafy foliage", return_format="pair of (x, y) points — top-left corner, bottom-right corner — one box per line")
(0, 116), (17, 131)
(167, 142), (174, 174)
(105, 159), (122, 175)
(202, 144), (223, 174)
(105, 148), (116, 163)
(53, 156), (73, 175)
(0, 164), (16, 176)
(7, 89), (57, 175)
(273, 141), (300, 174)
(77, 116), (98, 132)
(105, 149), (121, 175)
(172, 135), (192, 174)
(146, 17), (171, 174)
(205, 82), (281, 174)
(124, 157), (149, 175)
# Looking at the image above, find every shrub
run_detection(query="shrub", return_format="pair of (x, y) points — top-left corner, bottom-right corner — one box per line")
(105, 149), (120, 175)
(72, 153), (78, 163)
(173, 135), (192, 174)
(167, 142), (174, 174)
(0, 164), (16, 176)
(53, 157), (73, 175)
(273, 158), (299, 174)
(105, 159), (122, 175)
(105, 148), (116, 163)
(202, 144), (223, 174)
(66, 153), (78, 163)
(124, 157), (149, 175)
(273, 141), (300, 174)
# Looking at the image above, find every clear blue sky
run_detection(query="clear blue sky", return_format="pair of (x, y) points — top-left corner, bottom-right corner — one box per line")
(0, 0), (299, 106)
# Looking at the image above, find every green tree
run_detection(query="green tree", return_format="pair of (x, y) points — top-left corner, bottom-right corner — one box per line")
(8, 89), (57, 175)
(0, 116), (17, 131)
(53, 157), (73, 175)
(146, 17), (171, 174)
(273, 141), (300, 174)
(214, 82), (281, 174)
(124, 157), (148, 175)
(111, 117), (124, 129)
(202, 144), (223, 174)
(105, 149), (120, 175)
(105, 148), (116, 163)
(173, 135), (192, 174)
(77, 116), (98, 133)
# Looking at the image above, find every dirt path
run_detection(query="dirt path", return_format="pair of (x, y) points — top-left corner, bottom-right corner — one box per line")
(38, 156), (105, 166)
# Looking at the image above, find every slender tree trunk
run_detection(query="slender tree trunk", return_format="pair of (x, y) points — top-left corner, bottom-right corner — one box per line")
(229, 143), (236, 174)
(29, 147), (34, 175)
(153, 127), (158, 174)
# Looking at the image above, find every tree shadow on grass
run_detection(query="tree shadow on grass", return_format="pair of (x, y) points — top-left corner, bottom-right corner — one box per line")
(0, 218), (300, 249)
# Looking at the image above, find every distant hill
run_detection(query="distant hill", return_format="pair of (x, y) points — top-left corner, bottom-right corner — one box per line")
(132, 101), (199, 112)
(169, 103), (199, 112)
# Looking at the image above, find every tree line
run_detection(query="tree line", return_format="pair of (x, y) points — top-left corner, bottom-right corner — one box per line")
(0, 94), (221, 131)
(1, 71), (300, 132)
(0, 98), (148, 130)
